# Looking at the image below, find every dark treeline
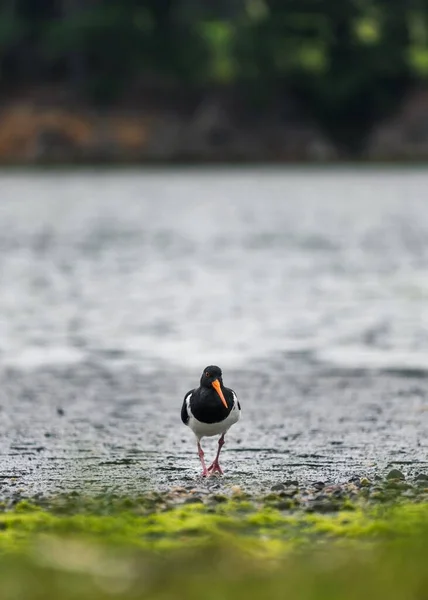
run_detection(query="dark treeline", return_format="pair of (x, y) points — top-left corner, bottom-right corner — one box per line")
(1, 0), (428, 150)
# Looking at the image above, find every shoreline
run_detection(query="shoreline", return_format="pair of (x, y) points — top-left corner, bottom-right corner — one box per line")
(2, 469), (427, 509)
(1, 86), (428, 165)
(0, 161), (428, 170)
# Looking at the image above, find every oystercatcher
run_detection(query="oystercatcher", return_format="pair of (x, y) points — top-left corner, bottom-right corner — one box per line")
(181, 366), (241, 476)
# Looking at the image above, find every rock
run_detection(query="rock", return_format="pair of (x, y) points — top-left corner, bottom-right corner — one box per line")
(314, 493), (328, 502)
(183, 496), (204, 504)
(211, 494), (227, 504)
(305, 499), (337, 513)
(279, 489), (298, 498)
(271, 483), (285, 492)
(276, 499), (295, 510)
(415, 473), (428, 482)
(265, 493), (281, 502)
(313, 481), (325, 490)
(386, 469), (405, 480)
(360, 477), (371, 487)
(348, 476), (361, 484)
(284, 480), (299, 487)
(170, 487), (186, 494)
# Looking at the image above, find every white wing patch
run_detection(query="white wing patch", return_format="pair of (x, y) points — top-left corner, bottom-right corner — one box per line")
(231, 391), (240, 411)
(185, 391), (193, 414)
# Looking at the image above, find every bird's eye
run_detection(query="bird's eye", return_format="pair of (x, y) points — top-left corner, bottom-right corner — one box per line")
(205, 372), (210, 377)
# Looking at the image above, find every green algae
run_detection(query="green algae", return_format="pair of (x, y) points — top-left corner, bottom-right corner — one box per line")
(0, 493), (428, 600)
(1, 493), (428, 558)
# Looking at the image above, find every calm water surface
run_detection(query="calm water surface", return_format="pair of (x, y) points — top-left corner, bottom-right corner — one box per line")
(0, 168), (427, 497)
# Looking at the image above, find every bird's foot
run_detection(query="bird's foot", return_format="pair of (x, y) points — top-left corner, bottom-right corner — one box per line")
(201, 468), (209, 477)
(207, 461), (223, 475)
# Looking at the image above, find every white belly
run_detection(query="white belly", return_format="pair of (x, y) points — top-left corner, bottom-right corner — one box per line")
(188, 400), (240, 439)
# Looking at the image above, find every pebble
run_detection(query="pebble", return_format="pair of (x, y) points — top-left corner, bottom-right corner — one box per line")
(313, 482), (326, 490)
(2, 469), (427, 514)
(306, 499), (336, 513)
(279, 489), (297, 498)
(271, 483), (285, 492)
(183, 496), (204, 505)
(348, 476), (361, 484)
(386, 469), (405, 480)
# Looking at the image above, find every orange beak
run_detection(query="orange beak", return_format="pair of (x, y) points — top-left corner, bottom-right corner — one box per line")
(212, 379), (228, 409)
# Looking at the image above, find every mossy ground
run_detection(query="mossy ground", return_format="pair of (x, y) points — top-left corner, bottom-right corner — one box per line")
(1, 480), (428, 599)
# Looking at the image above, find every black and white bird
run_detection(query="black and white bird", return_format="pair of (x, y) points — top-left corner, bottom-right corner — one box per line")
(181, 366), (241, 476)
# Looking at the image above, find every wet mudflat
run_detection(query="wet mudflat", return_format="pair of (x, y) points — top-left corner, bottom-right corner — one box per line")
(0, 168), (428, 501)
(0, 359), (427, 500)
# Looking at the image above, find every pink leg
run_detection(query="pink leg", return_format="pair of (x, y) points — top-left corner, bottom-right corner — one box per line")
(197, 441), (208, 477)
(208, 435), (225, 475)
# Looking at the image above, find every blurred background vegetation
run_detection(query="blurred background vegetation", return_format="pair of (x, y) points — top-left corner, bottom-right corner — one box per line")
(1, 0), (428, 157)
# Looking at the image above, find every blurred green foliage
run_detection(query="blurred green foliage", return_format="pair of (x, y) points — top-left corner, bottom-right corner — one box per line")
(1, 495), (428, 600)
(1, 0), (428, 147)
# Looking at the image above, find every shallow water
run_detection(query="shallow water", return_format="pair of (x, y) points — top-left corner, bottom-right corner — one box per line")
(0, 168), (427, 497)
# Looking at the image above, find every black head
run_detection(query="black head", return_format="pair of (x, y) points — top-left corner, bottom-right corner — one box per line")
(200, 365), (228, 408)
(200, 365), (223, 388)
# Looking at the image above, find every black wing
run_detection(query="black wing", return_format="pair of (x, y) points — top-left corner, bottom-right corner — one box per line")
(181, 390), (194, 425)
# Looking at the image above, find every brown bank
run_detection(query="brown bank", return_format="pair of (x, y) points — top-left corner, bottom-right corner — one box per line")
(1, 86), (428, 164)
